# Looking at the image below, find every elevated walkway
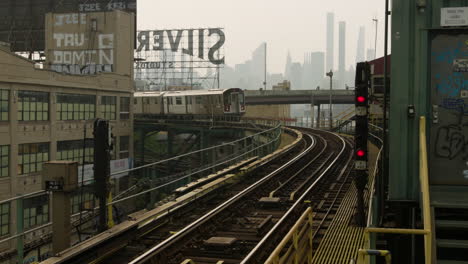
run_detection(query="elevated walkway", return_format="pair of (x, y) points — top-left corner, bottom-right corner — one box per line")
(264, 142), (380, 263)
(310, 143), (379, 263)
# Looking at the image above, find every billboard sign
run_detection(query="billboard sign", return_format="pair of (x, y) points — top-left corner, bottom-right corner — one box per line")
(134, 28), (225, 90)
(136, 28), (225, 65)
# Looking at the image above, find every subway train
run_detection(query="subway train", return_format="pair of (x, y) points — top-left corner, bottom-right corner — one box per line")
(133, 88), (246, 119)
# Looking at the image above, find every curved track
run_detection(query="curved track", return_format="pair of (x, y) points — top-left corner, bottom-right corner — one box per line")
(127, 128), (354, 264)
(86, 129), (310, 264)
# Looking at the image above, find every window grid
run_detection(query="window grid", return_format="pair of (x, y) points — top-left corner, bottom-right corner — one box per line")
(71, 191), (95, 214)
(0, 90), (8, 121)
(18, 143), (49, 175)
(0, 145), (8, 177)
(119, 136), (129, 159)
(100, 96), (116, 120)
(57, 93), (96, 121)
(120, 97), (130, 120)
(57, 140), (94, 164)
(18, 91), (49, 121)
(23, 195), (49, 230)
(0, 203), (9, 236)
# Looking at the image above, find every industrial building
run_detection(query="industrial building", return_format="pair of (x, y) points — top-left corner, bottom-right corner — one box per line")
(0, 10), (135, 263)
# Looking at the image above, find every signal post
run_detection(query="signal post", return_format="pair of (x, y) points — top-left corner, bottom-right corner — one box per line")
(354, 62), (370, 227)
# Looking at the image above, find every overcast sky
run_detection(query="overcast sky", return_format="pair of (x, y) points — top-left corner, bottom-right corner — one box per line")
(137, 0), (387, 73)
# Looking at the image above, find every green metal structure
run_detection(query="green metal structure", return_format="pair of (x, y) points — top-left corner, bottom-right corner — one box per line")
(389, 0), (468, 200)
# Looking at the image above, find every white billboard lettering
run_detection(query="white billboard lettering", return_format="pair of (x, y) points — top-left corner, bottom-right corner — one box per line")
(54, 33), (85, 47)
(98, 34), (114, 49)
(99, 50), (113, 65)
(54, 13), (86, 26)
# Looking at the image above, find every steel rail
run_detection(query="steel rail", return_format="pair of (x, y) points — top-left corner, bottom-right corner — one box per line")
(64, 128), (302, 264)
(311, 140), (353, 240)
(128, 134), (316, 264)
(269, 135), (326, 198)
(241, 129), (347, 264)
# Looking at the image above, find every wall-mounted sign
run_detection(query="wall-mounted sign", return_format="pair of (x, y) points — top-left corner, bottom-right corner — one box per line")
(45, 11), (134, 75)
(78, 158), (131, 185)
(0, 0), (136, 52)
(441, 7), (468, 27)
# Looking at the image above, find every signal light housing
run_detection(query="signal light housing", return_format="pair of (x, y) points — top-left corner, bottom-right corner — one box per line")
(354, 62), (370, 171)
(356, 149), (366, 157)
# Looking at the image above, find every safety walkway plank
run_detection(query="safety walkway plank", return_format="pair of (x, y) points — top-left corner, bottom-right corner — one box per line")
(311, 143), (379, 264)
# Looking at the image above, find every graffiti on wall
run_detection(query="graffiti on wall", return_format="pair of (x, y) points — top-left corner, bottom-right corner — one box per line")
(49, 13), (114, 75)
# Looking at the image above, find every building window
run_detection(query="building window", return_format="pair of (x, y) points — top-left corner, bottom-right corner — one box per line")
(23, 195), (49, 230)
(18, 91), (49, 121)
(56, 93), (96, 121)
(0, 90), (9, 121)
(0, 202), (9, 236)
(119, 136), (129, 159)
(71, 190), (95, 214)
(0, 145), (9, 177)
(57, 140), (93, 164)
(120, 97), (130, 120)
(18, 143), (49, 175)
(101, 96), (116, 120)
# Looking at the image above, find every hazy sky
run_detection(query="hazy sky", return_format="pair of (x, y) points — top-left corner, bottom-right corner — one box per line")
(137, 0), (386, 73)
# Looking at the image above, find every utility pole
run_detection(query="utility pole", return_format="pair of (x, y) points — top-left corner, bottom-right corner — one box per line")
(93, 119), (112, 232)
(326, 70), (334, 130)
(264, 42), (267, 90)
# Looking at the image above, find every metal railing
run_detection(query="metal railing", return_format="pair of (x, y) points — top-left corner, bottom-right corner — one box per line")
(264, 207), (314, 264)
(358, 116), (433, 264)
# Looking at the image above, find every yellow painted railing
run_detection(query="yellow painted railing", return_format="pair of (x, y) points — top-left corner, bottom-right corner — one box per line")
(265, 207), (314, 264)
(358, 116), (433, 264)
(357, 249), (391, 264)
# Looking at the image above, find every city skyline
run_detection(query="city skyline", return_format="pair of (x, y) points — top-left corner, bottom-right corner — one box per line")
(138, 0), (386, 74)
(218, 11), (364, 92)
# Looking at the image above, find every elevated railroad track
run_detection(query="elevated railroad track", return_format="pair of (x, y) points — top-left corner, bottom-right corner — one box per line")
(126, 128), (354, 264)
(43, 127), (355, 264)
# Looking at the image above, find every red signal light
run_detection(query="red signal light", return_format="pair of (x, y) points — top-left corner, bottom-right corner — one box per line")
(357, 96), (366, 103)
(356, 149), (366, 157)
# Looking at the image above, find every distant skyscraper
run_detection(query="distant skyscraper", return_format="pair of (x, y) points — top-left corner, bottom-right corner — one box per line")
(366, 48), (376, 61)
(252, 42), (266, 86)
(338, 21), (346, 89)
(326, 12), (334, 72)
(285, 51), (292, 79)
(290, 62), (303, 90)
(356, 26), (366, 63)
(310, 52), (325, 88)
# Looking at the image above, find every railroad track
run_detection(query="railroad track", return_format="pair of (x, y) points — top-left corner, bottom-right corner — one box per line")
(125, 128), (354, 264)
(67, 128), (308, 264)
